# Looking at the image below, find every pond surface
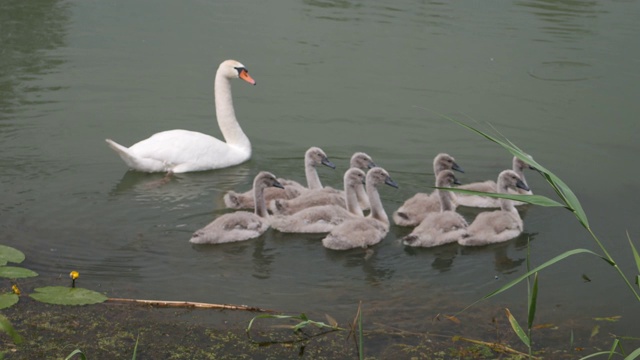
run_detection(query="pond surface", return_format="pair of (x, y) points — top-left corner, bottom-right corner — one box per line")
(2, 0), (639, 352)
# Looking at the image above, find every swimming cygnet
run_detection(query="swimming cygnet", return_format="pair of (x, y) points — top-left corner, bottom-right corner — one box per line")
(393, 153), (464, 227)
(322, 167), (398, 250)
(270, 168), (366, 233)
(458, 170), (530, 246)
(402, 170), (468, 248)
(190, 171), (283, 244)
(223, 146), (335, 209)
(269, 151), (376, 215)
(455, 156), (534, 208)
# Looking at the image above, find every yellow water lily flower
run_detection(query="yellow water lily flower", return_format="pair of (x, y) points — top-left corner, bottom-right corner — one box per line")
(12, 284), (20, 295)
(69, 271), (79, 280)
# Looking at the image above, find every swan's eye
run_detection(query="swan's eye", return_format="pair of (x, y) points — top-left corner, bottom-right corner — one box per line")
(234, 67), (246, 75)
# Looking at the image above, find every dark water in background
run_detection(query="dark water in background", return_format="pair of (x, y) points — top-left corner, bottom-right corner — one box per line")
(2, 0), (639, 350)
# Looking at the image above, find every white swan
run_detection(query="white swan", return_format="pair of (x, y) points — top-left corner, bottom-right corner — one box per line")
(458, 170), (530, 246)
(402, 170), (469, 248)
(223, 147), (335, 210)
(189, 172), (283, 244)
(455, 156), (534, 208)
(270, 168), (366, 233)
(106, 59), (256, 173)
(393, 153), (464, 227)
(322, 167), (398, 250)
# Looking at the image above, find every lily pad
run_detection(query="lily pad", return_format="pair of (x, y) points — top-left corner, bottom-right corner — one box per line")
(0, 293), (19, 309)
(0, 266), (38, 279)
(30, 286), (108, 305)
(0, 245), (25, 266)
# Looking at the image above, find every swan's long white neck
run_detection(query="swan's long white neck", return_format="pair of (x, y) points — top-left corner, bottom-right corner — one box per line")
(253, 182), (269, 218)
(305, 163), (322, 190)
(354, 183), (369, 210)
(512, 158), (533, 194)
(438, 189), (455, 212)
(497, 179), (518, 214)
(214, 70), (251, 152)
(367, 182), (388, 224)
(344, 180), (364, 217)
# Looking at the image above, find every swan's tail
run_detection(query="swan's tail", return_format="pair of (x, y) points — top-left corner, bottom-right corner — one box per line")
(105, 139), (166, 172)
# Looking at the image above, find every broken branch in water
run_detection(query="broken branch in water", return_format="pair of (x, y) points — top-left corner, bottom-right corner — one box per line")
(106, 298), (275, 312)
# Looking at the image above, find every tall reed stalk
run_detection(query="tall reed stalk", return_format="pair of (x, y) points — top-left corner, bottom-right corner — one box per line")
(433, 113), (640, 303)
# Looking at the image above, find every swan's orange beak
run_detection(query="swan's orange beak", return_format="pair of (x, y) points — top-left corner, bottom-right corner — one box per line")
(239, 69), (256, 85)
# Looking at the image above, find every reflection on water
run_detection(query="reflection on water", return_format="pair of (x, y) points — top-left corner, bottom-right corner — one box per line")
(301, 0), (453, 29)
(518, 0), (604, 43)
(109, 166), (251, 204)
(251, 239), (276, 280)
(2, 0), (639, 351)
(0, 0), (70, 121)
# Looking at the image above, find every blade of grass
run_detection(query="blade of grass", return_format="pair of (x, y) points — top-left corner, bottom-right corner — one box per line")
(628, 232), (640, 285)
(132, 333), (139, 360)
(0, 314), (22, 345)
(437, 187), (566, 207)
(623, 346), (640, 360)
(246, 313), (344, 334)
(460, 248), (604, 313)
(431, 111), (640, 301)
(358, 301), (363, 360)
(429, 109), (590, 226)
(64, 350), (87, 360)
(506, 308), (530, 348)
(528, 273), (539, 330)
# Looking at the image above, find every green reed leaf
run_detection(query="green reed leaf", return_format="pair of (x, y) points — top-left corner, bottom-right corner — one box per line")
(64, 349), (87, 360)
(434, 112), (590, 226)
(624, 346), (640, 360)
(506, 308), (530, 347)
(246, 313), (344, 334)
(0, 314), (22, 345)
(438, 187), (565, 207)
(528, 273), (539, 330)
(461, 249), (603, 313)
(628, 232), (640, 278)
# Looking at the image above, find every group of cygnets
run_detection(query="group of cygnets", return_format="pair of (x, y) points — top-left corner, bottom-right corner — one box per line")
(101, 59), (533, 250)
(189, 147), (534, 251)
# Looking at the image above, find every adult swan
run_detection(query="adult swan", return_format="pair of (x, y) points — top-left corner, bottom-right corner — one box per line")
(105, 59), (256, 173)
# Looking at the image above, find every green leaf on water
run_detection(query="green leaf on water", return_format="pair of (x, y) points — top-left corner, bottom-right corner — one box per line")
(0, 245), (25, 266)
(0, 266), (38, 279)
(30, 286), (107, 305)
(0, 293), (19, 309)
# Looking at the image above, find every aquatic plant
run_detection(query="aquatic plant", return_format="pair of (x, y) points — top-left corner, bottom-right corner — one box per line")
(0, 245), (108, 307)
(65, 333), (139, 360)
(430, 112), (640, 358)
(246, 312), (345, 335)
